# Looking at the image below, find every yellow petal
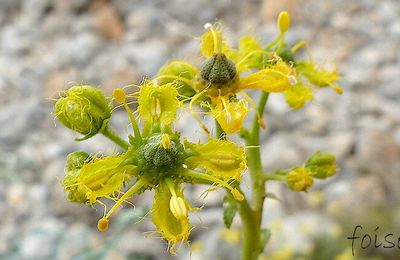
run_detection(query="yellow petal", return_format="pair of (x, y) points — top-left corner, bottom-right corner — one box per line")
(152, 181), (190, 252)
(184, 138), (246, 181)
(74, 155), (135, 204)
(138, 83), (180, 126)
(200, 23), (227, 57)
(210, 96), (249, 134)
(239, 61), (295, 92)
(284, 83), (314, 109)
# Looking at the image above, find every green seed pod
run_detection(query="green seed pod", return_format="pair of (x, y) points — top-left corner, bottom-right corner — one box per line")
(200, 53), (237, 86)
(54, 85), (111, 140)
(66, 151), (91, 171)
(305, 151), (337, 179)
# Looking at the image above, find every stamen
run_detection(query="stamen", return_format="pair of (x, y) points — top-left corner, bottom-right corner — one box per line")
(113, 88), (142, 142)
(97, 217), (109, 232)
(99, 178), (148, 228)
(161, 133), (171, 149)
(182, 169), (244, 201)
(150, 96), (162, 118)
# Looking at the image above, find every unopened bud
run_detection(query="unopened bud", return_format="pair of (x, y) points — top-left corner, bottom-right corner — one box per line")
(66, 151), (90, 171)
(287, 167), (313, 192)
(54, 85), (111, 139)
(306, 151), (337, 179)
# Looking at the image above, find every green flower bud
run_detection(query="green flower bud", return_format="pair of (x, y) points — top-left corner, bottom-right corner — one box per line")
(63, 168), (88, 204)
(200, 53), (237, 86)
(54, 85), (111, 140)
(156, 61), (198, 98)
(66, 151), (91, 171)
(306, 151), (337, 179)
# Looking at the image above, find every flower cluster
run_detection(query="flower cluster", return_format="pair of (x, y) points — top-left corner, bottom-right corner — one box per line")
(56, 83), (246, 252)
(154, 11), (342, 134)
(53, 11), (341, 256)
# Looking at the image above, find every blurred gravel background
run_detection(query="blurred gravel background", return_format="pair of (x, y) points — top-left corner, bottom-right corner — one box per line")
(0, 0), (399, 259)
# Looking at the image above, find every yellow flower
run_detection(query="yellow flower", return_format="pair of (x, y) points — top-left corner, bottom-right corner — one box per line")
(93, 133), (246, 251)
(82, 86), (247, 252)
(189, 24), (296, 134)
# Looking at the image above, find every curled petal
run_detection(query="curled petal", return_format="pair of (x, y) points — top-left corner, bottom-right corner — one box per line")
(138, 83), (181, 126)
(210, 96), (249, 134)
(152, 181), (190, 252)
(296, 61), (343, 94)
(239, 61), (295, 92)
(64, 155), (135, 204)
(284, 83), (314, 109)
(200, 23), (228, 57)
(184, 138), (246, 181)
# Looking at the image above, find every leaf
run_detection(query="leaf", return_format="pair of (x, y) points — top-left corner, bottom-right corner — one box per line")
(223, 194), (239, 228)
(259, 228), (272, 252)
(265, 192), (282, 202)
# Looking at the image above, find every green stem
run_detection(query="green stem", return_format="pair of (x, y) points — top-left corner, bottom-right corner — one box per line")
(101, 126), (130, 150)
(240, 91), (270, 260)
(238, 196), (259, 260)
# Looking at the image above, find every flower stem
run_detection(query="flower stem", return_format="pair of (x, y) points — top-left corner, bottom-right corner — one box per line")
(240, 91), (269, 260)
(101, 126), (130, 150)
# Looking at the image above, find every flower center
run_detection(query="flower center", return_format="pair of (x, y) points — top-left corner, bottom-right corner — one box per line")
(138, 133), (183, 177)
(200, 53), (237, 85)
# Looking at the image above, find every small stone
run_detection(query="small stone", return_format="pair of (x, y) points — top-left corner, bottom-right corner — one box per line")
(93, 3), (124, 41)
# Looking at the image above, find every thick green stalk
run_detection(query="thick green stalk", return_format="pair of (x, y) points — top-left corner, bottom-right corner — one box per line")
(101, 126), (130, 150)
(238, 197), (259, 260)
(241, 92), (270, 260)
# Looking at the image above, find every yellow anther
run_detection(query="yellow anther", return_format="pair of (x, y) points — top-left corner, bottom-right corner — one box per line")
(209, 154), (238, 170)
(231, 188), (244, 201)
(113, 88), (126, 104)
(150, 96), (162, 118)
(332, 85), (344, 95)
(161, 133), (171, 149)
(169, 196), (188, 220)
(278, 11), (290, 33)
(97, 217), (109, 232)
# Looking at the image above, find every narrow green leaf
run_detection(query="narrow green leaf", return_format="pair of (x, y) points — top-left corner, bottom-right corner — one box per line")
(223, 195), (239, 229)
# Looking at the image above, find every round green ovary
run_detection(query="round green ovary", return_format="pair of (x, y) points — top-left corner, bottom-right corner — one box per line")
(200, 53), (237, 85)
(140, 134), (181, 176)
